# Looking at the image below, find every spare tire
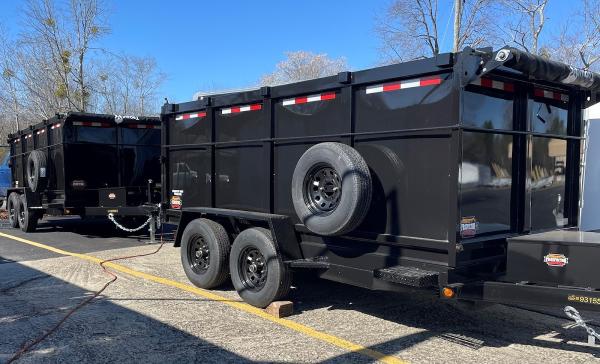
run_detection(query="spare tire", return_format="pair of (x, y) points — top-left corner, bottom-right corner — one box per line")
(292, 142), (372, 236)
(26, 150), (48, 192)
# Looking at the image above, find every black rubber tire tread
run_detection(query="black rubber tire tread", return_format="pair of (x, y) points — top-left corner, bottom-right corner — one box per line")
(18, 194), (38, 232)
(180, 218), (231, 289)
(7, 192), (20, 228)
(26, 150), (48, 193)
(292, 142), (372, 236)
(229, 228), (292, 308)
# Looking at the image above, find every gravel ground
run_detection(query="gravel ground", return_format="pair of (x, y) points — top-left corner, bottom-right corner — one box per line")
(1, 218), (599, 363)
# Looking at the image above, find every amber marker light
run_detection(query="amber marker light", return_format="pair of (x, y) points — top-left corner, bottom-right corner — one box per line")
(442, 287), (455, 298)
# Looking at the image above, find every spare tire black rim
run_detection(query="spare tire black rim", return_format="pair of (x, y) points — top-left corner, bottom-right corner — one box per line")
(188, 235), (210, 273)
(239, 246), (267, 291)
(304, 164), (342, 214)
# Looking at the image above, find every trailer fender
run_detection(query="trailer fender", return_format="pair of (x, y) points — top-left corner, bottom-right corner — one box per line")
(173, 208), (304, 261)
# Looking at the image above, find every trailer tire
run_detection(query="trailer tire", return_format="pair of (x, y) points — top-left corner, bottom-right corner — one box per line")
(17, 194), (38, 232)
(7, 192), (20, 228)
(26, 150), (48, 193)
(180, 218), (231, 289)
(229, 228), (291, 308)
(292, 142), (372, 236)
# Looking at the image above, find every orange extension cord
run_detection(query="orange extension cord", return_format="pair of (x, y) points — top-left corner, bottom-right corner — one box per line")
(7, 232), (168, 363)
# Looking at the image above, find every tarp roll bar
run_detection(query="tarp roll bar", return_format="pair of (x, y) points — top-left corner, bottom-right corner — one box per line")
(482, 46), (600, 92)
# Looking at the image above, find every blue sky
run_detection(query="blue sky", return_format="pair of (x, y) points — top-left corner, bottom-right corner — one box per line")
(0, 0), (573, 103)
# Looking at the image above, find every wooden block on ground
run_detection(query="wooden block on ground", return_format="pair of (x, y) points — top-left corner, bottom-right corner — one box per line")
(264, 301), (294, 318)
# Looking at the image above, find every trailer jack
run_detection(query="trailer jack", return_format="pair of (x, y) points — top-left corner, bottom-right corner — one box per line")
(564, 306), (600, 346)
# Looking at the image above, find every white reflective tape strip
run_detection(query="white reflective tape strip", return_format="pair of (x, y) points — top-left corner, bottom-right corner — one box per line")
(282, 99), (296, 106)
(175, 115), (184, 120)
(491, 80), (504, 90)
(221, 108), (232, 115)
(365, 85), (384, 94)
(544, 90), (553, 99)
(400, 79), (420, 89)
(239, 105), (251, 112)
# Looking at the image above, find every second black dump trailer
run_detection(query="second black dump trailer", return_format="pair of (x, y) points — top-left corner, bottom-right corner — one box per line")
(6, 112), (161, 232)
(161, 46), (600, 314)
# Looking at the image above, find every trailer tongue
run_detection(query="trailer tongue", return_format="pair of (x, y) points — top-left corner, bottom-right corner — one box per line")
(162, 45), (600, 334)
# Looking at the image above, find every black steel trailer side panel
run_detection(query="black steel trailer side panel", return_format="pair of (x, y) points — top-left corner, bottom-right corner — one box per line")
(162, 49), (591, 298)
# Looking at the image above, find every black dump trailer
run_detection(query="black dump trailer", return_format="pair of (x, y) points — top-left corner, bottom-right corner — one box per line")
(161, 46), (600, 312)
(6, 112), (161, 232)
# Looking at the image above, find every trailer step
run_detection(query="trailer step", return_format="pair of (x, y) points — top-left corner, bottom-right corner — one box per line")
(374, 266), (439, 287)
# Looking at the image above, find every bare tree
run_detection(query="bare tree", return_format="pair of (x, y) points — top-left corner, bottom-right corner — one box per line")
(376, 0), (440, 62)
(97, 54), (165, 115)
(499, 0), (548, 55)
(550, 0), (600, 70)
(260, 51), (347, 86)
(20, 0), (107, 113)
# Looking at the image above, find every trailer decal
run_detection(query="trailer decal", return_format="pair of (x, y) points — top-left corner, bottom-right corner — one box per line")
(534, 88), (569, 102)
(72, 121), (111, 128)
(544, 253), (569, 267)
(365, 76), (442, 94)
(282, 92), (336, 106)
(175, 111), (207, 121)
(221, 104), (262, 115)
(470, 77), (515, 92)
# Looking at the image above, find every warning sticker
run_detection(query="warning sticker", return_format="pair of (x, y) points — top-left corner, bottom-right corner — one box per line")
(170, 195), (182, 209)
(460, 216), (478, 238)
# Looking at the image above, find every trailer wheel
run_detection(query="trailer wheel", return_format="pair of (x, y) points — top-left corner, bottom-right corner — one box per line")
(180, 218), (231, 289)
(229, 227), (291, 308)
(292, 142), (372, 236)
(7, 193), (20, 228)
(26, 150), (48, 193)
(17, 194), (38, 232)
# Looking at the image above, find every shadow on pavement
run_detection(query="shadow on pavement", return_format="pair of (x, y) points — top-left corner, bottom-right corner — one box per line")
(0, 261), (247, 363)
(289, 273), (600, 359)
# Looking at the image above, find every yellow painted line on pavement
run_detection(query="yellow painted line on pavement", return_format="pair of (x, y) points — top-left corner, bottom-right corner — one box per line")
(0, 231), (407, 364)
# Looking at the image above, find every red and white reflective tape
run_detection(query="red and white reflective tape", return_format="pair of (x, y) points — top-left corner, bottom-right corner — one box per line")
(72, 121), (111, 127)
(221, 104), (262, 115)
(470, 77), (514, 92)
(534, 88), (569, 102)
(25, 134), (32, 139)
(282, 92), (336, 106)
(125, 123), (161, 129)
(35, 129), (45, 135)
(50, 123), (61, 129)
(366, 76), (442, 94)
(175, 111), (206, 121)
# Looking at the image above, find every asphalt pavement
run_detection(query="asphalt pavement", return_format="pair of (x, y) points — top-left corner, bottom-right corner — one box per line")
(1, 217), (599, 363)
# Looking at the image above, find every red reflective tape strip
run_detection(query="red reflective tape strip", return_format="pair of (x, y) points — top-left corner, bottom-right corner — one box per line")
(221, 104), (262, 114)
(282, 92), (337, 106)
(73, 121), (111, 127)
(175, 111), (207, 120)
(383, 83), (401, 92)
(534, 88), (569, 102)
(419, 76), (442, 86)
(470, 77), (515, 93)
(366, 76), (443, 94)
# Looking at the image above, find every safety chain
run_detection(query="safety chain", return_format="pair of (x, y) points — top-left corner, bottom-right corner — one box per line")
(108, 213), (153, 233)
(564, 306), (600, 344)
